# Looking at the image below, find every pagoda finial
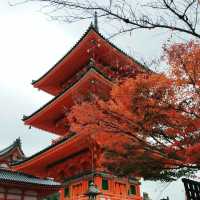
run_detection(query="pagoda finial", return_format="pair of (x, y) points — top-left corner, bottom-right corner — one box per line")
(94, 11), (98, 31)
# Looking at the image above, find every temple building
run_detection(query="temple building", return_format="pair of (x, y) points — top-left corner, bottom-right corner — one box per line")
(12, 22), (149, 200)
(0, 139), (61, 200)
(0, 138), (25, 169)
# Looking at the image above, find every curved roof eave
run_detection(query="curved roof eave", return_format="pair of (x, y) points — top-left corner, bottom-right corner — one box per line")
(11, 132), (76, 168)
(23, 67), (113, 123)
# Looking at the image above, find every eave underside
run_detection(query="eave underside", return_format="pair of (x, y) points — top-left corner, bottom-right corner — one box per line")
(12, 134), (93, 181)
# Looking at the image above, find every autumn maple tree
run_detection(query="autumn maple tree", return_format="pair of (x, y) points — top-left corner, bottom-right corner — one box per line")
(66, 40), (200, 181)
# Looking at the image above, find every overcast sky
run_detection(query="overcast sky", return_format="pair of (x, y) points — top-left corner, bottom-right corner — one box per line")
(0, 1), (187, 199)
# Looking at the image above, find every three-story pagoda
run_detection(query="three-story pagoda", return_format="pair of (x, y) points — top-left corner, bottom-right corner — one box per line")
(13, 22), (148, 200)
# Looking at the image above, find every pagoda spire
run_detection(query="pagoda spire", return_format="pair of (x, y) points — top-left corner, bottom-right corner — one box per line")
(94, 11), (98, 31)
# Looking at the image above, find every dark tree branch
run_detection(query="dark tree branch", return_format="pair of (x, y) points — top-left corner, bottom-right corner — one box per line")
(13, 0), (200, 39)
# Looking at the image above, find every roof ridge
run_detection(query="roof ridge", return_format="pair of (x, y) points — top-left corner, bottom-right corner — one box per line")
(0, 138), (23, 156)
(32, 25), (95, 85)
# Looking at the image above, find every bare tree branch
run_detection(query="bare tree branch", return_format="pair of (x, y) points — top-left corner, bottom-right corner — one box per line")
(12, 0), (200, 38)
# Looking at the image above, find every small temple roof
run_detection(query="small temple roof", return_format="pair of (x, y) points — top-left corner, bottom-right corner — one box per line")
(32, 25), (150, 96)
(23, 68), (113, 135)
(0, 169), (61, 187)
(0, 138), (25, 158)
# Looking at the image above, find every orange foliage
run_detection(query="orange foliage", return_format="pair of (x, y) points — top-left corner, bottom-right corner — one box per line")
(67, 41), (200, 181)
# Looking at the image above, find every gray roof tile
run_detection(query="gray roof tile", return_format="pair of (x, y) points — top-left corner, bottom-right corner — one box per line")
(0, 169), (61, 187)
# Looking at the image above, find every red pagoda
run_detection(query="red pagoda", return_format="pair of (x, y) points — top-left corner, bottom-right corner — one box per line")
(12, 22), (148, 200)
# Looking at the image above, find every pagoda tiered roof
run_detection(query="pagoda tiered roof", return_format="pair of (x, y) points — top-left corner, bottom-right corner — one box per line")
(23, 68), (113, 135)
(15, 24), (145, 189)
(32, 25), (149, 96)
(24, 25), (150, 136)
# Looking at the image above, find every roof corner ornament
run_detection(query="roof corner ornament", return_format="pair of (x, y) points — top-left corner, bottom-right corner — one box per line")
(94, 11), (99, 31)
(22, 115), (28, 120)
(15, 137), (21, 146)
